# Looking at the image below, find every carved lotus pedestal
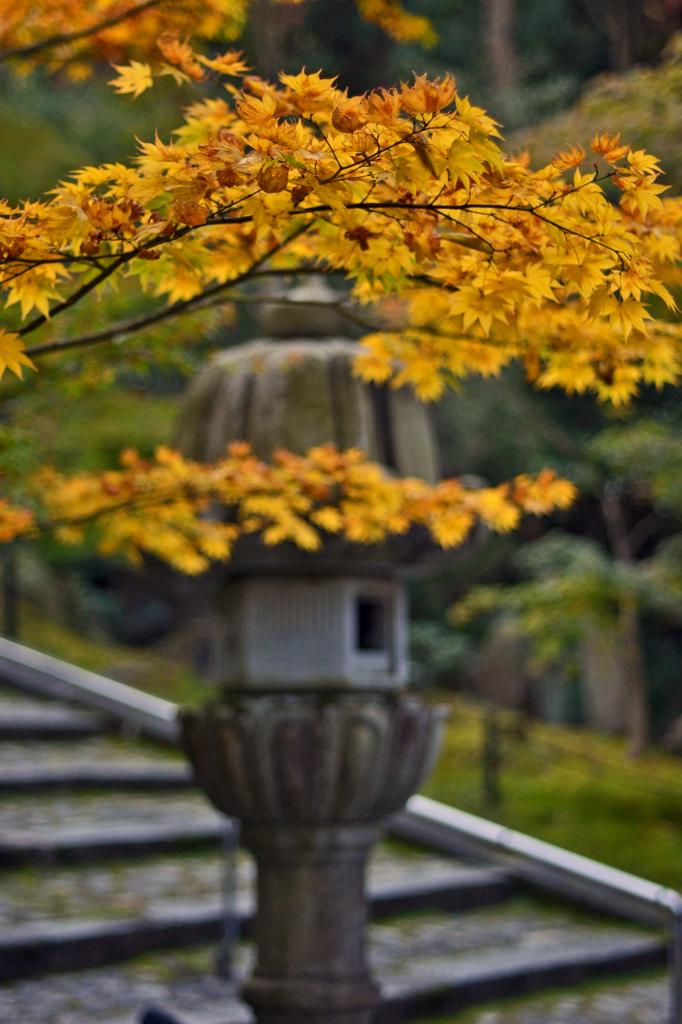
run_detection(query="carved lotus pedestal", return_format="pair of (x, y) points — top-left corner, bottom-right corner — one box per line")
(181, 692), (444, 1024)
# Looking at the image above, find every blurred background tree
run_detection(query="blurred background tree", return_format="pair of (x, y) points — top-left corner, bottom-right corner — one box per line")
(449, 421), (682, 759)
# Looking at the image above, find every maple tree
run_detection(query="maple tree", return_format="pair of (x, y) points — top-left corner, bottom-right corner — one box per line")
(0, 42), (681, 572)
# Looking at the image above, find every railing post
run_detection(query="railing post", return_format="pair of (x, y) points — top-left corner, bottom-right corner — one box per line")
(671, 913), (682, 1024)
(215, 817), (241, 979)
(482, 705), (501, 807)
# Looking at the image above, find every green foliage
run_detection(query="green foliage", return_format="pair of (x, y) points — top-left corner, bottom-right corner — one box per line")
(449, 416), (682, 676)
(451, 532), (618, 668)
(452, 528), (682, 671)
(513, 40), (682, 193)
(16, 601), (215, 706)
(425, 695), (682, 890)
(589, 420), (682, 515)
(410, 620), (471, 688)
(0, 70), (191, 204)
(12, 390), (181, 473)
(0, 424), (42, 490)
(0, 104), (89, 205)
(407, 368), (600, 627)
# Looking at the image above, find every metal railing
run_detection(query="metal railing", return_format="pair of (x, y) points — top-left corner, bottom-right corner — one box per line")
(0, 636), (179, 743)
(391, 794), (682, 1024)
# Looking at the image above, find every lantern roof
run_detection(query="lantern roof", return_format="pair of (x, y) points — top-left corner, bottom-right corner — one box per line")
(257, 277), (361, 340)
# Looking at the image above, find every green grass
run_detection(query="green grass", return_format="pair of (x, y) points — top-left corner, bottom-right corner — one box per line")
(12, 390), (182, 474)
(423, 694), (682, 893)
(17, 603), (216, 707)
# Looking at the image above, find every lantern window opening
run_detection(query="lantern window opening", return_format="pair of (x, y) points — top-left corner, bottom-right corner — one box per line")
(356, 596), (388, 652)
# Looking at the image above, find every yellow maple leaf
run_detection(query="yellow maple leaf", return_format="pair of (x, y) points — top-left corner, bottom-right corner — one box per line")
(356, 0), (436, 44)
(0, 330), (36, 380)
(198, 50), (251, 76)
(590, 131), (629, 164)
(109, 61), (154, 98)
(279, 69), (338, 100)
(551, 145), (586, 171)
(236, 91), (278, 126)
(619, 180), (668, 218)
(628, 149), (663, 177)
(446, 138), (485, 188)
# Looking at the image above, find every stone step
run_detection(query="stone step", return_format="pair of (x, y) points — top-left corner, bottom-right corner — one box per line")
(0, 820), (226, 867)
(0, 735), (184, 773)
(375, 934), (667, 1023)
(0, 762), (195, 794)
(0, 707), (111, 740)
(0, 903), (666, 1023)
(135, 934), (668, 1024)
(0, 903), (233, 983)
(0, 789), (224, 866)
(0, 844), (493, 925)
(0, 868), (515, 981)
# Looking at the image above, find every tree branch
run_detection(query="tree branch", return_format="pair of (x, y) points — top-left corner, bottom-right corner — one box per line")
(25, 224), (315, 357)
(18, 253), (136, 338)
(25, 291), (379, 358)
(0, 0), (162, 62)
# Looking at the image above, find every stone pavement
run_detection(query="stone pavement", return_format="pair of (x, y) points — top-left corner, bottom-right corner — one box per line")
(0, 946), (668, 1024)
(461, 975), (668, 1023)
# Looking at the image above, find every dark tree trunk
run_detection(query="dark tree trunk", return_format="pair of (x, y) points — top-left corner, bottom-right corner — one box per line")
(2, 546), (18, 640)
(583, 0), (642, 70)
(601, 491), (648, 757)
(619, 595), (648, 758)
(482, 0), (518, 95)
(582, 0), (682, 71)
(251, 0), (303, 81)
(482, 705), (501, 806)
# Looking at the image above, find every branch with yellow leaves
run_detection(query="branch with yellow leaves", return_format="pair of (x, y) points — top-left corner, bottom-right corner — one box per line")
(2, 444), (577, 575)
(1, 67), (680, 406)
(0, 0), (433, 78)
(0, 0), (250, 77)
(0, 0), (162, 63)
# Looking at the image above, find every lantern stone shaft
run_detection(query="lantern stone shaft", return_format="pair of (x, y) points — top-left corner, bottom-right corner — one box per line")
(178, 280), (445, 1024)
(182, 693), (443, 1024)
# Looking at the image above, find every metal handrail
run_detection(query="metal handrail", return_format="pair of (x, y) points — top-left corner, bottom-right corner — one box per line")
(391, 794), (682, 1024)
(0, 637), (179, 743)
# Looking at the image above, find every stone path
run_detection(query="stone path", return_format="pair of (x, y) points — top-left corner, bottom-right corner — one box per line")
(0, 680), (671, 1024)
(461, 976), (668, 1023)
(0, 932), (669, 1024)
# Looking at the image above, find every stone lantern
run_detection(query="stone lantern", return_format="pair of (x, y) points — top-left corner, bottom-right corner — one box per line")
(178, 279), (445, 1024)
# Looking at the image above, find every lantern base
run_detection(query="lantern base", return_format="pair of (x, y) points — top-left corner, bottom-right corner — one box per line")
(241, 823), (381, 1024)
